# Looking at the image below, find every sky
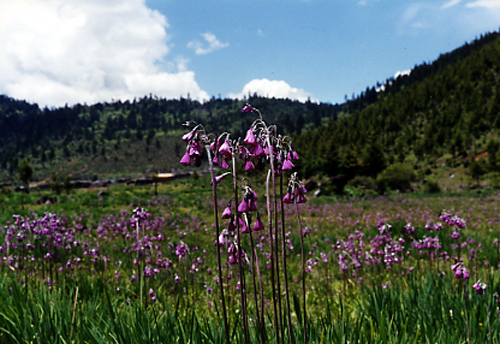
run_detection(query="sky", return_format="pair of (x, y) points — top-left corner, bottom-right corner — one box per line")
(0, 0), (500, 108)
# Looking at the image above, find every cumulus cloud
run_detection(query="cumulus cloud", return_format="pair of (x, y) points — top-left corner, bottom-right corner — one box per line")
(187, 32), (229, 55)
(0, 0), (209, 107)
(227, 79), (316, 103)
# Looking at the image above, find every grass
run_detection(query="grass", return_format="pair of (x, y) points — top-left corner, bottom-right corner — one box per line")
(1, 176), (500, 343)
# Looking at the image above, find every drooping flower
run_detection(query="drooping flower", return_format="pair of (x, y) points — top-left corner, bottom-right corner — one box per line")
(473, 279), (487, 295)
(253, 212), (265, 232)
(221, 158), (229, 169)
(238, 200), (249, 213)
(282, 158), (294, 171)
(250, 143), (264, 157)
(180, 151), (191, 166)
(182, 129), (196, 142)
(283, 192), (293, 204)
(241, 103), (256, 113)
(219, 140), (232, 157)
(245, 160), (255, 172)
(244, 127), (256, 146)
(221, 205), (232, 219)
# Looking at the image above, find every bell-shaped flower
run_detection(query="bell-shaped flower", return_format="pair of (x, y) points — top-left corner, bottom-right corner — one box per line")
(212, 154), (220, 166)
(239, 146), (250, 160)
(221, 205), (232, 219)
(283, 192), (293, 204)
(180, 151), (191, 166)
(182, 129), (196, 142)
(250, 143), (264, 157)
(238, 200), (249, 213)
(473, 280), (487, 295)
(244, 128), (256, 146)
(189, 144), (201, 157)
(264, 145), (274, 157)
(253, 213), (265, 232)
(219, 140), (232, 157)
(282, 158), (294, 171)
(297, 194), (307, 203)
(241, 103), (256, 113)
(248, 198), (257, 212)
(288, 150), (300, 161)
(221, 158), (229, 169)
(245, 160), (255, 172)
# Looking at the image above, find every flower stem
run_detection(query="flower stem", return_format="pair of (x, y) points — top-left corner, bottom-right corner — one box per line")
(206, 147), (230, 344)
(294, 198), (307, 344)
(233, 153), (250, 344)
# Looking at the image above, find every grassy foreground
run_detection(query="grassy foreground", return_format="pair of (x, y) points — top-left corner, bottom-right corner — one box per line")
(0, 178), (500, 343)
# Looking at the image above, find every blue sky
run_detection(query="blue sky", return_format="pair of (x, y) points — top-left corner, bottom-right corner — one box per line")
(1, 0), (499, 107)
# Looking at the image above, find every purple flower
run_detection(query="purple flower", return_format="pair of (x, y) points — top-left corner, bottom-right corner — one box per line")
(180, 151), (191, 166)
(244, 128), (256, 146)
(238, 200), (249, 213)
(283, 192), (293, 204)
(473, 280), (487, 295)
(250, 143), (264, 157)
(221, 206), (232, 219)
(241, 103), (256, 112)
(244, 160), (256, 172)
(219, 140), (232, 157)
(182, 129), (196, 141)
(282, 158), (294, 171)
(221, 158), (229, 169)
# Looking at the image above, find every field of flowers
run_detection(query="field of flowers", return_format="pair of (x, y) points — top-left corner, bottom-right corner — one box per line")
(1, 181), (500, 343)
(2, 104), (500, 343)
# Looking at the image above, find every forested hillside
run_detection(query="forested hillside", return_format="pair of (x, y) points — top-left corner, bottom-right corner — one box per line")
(0, 95), (338, 183)
(1, 30), (499, 191)
(295, 30), (500, 193)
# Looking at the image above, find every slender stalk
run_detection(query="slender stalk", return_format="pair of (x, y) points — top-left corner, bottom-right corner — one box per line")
(485, 295), (492, 344)
(272, 172), (284, 344)
(233, 153), (250, 344)
(294, 198), (307, 344)
(280, 174), (294, 343)
(266, 169), (280, 344)
(206, 147), (230, 344)
(248, 223), (264, 344)
(464, 282), (470, 344)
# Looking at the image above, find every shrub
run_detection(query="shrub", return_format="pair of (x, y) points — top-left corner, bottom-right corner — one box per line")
(377, 163), (416, 192)
(424, 179), (441, 193)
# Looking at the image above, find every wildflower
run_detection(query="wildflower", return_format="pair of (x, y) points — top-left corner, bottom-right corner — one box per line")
(180, 151), (191, 166)
(451, 262), (469, 280)
(245, 160), (256, 172)
(241, 103), (256, 113)
(221, 204), (232, 219)
(473, 280), (487, 295)
(238, 200), (249, 213)
(244, 127), (256, 146)
(282, 158), (294, 171)
(182, 128), (196, 141)
(219, 140), (232, 157)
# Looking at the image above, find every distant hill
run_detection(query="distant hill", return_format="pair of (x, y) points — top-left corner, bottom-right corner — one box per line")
(294, 30), (500, 192)
(2, 30), (500, 191)
(0, 94), (339, 184)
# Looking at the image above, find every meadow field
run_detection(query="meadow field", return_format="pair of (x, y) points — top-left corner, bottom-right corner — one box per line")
(1, 176), (500, 343)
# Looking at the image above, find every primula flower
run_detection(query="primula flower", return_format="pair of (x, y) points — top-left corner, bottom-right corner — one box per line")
(282, 158), (294, 171)
(283, 192), (293, 204)
(221, 158), (229, 169)
(241, 103), (256, 112)
(219, 140), (232, 157)
(250, 143), (264, 157)
(180, 151), (191, 166)
(244, 128), (256, 146)
(221, 205), (232, 219)
(238, 200), (249, 213)
(245, 160), (255, 172)
(253, 217), (265, 232)
(473, 280), (487, 295)
(182, 129), (196, 141)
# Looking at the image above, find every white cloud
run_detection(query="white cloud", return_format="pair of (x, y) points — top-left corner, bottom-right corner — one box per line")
(227, 79), (316, 103)
(465, 0), (500, 8)
(0, 0), (209, 107)
(442, 0), (462, 9)
(394, 69), (411, 78)
(187, 32), (229, 55)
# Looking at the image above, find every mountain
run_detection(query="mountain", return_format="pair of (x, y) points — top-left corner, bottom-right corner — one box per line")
(294, 30), (500, 192)
(0, 95), (339, 184)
